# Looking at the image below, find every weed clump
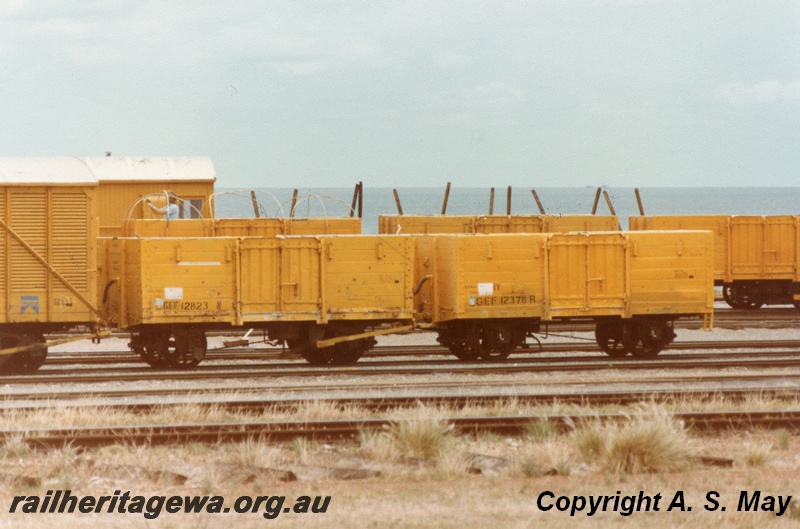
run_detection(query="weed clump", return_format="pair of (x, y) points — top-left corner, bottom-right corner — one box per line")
(572, 407), (690, 474)
(389, 406), (454, 460)
(525, 419), (559, 443)
(742, 443), (772, 467)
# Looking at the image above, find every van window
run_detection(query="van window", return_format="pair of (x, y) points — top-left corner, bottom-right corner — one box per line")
(180, 199), (204, 219)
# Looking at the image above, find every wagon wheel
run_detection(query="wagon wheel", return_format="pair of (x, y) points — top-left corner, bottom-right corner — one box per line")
(300, 348), (332, 366)
(300, 327), (372, 366)
(0, 333), (48, 374)
(136, 330), (172, 368)
(138, 329), (206, 369)
(730, 283), (763, 310)
(164, 331), (207, 369)
(479, 341), (514, 360)
(301, 342), (369, 366)
(446, 342), (482, 361)
(438, 326), (482, 361)
(594, 320), (627, 358)
(722, 284), (735, 308)
(479, 325), (514, 361)
(622, 320), (672, 358)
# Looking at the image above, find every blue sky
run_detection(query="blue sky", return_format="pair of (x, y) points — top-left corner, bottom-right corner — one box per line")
(1, 1), (798, 187)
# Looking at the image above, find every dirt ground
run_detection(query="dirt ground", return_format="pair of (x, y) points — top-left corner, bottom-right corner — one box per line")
(0, 430), (798, 528)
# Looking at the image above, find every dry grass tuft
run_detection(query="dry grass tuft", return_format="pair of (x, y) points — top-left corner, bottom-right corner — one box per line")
(41, 444), (87, 489)
(774, 428), (791, 450)
(225, 438), (285, 468)
(0, 434), (32, 460)
(293, 399), (340, 420)
(358, 429), (397, 462)
(389, 405), (455, 460)
(572, 407), (690, 475)
(742, 442), (772, 467)
(290, 437), (322, 464)
(525, 418), (559, 443)
(571, 419), (607, 460)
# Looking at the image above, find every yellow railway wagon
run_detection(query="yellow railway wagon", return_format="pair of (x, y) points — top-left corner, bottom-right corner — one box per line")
(379, 214), (618, 235)
(0, 156), (217, 373)
(120, 217), (362, 238)
(0, 157), (216, 238)
(629, 216), (729, 279)
(425, 231), (713, 360)
(630, 215), (800, 309)
(112, 235), (415, 367)
(0, 162), (102, 372)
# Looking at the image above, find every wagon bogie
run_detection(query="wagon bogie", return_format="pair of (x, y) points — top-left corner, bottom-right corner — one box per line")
(436, 320), (529, 361)
(721, 280), (800, 309)
(301, 327), (376, 366)
(723, 282), (764, 310)
(594, 319), (627, 357)
(477, 322), (519, 360)
(594, 317), (676, 358)
(0, 332), (48, 374)
(129, 326), (208, 369)
(621, 318), (675, 358)
(277, 322), (378, 366)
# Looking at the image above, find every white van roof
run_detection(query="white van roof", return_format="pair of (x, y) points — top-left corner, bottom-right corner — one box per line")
(0, 156), (217, 185)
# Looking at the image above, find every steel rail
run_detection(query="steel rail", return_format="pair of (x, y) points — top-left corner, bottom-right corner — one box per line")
(10, 353), (800, 386)
(11, 409), (800, 449)
(0, 372), (797, 405)
(37, 349), (800, 380)
(3, 387), (800, 416)
(3, 370), (800, 405)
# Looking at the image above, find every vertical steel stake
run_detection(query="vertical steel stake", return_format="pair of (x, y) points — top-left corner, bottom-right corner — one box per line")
(393, 189), (403, 215)
(531, 189), (545, 214)
(441, 182), (451, 214)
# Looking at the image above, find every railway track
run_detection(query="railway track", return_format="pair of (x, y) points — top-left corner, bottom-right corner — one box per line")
(1, 369), (799, 426)
(40, 339), (800, 366)
(5, 337), (800, 450)
(3, 385), (800, 415)
(11, 348), (800, 386)
(10, 408), (800, 449)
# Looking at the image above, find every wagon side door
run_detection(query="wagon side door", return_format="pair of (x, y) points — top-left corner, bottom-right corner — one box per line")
(547, 233), (625, 316)
(730, 216), (764, 278)
(280, 237), (322, 319)
(763, 216), (795, 278)
(238, 237), (281, 320)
